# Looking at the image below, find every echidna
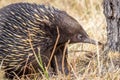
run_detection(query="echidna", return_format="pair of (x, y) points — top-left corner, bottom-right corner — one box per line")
(0, 3), (101, 78)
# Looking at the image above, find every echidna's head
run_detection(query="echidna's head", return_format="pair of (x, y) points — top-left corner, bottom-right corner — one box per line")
(56, 11), (101, 45)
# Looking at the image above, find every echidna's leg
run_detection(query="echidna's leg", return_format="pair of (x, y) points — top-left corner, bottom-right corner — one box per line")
(51, 45), (69, 75)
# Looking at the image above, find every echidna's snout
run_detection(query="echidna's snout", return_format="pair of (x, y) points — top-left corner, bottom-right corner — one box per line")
(70, 31), (102, 45)
(83, 37), (102, 45)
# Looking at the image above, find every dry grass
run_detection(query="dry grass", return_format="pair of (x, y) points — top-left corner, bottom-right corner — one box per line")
(0, 0), (120, 80)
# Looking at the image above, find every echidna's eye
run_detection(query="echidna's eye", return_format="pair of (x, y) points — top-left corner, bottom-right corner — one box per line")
(77, 34), (83, 40)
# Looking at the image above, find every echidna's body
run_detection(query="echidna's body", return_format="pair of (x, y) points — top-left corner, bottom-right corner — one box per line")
(0, 3), (99, 78)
